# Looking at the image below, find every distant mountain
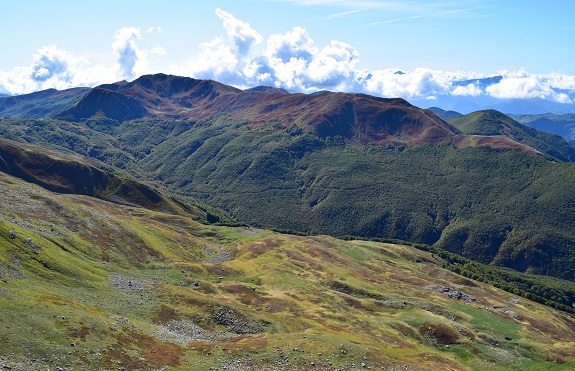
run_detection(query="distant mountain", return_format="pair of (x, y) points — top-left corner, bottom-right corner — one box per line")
(511, 113), (575, 145)
(3, 74), (575, 280)
(9, 73), (458, 148)
(447, 110), (575, 161)
(427, 107), (463, 120)
(409, 76), (575, 115)
(411, 95), (575, 115)
(0, 87), (89, 118)
(452, 75), (503, 89)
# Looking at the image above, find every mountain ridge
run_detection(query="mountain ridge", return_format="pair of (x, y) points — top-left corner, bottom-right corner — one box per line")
(448, 110), (575, 161)
(58, 73), (459, 148)
(4, 73), (572, 155)
(0, 137), (207, 220)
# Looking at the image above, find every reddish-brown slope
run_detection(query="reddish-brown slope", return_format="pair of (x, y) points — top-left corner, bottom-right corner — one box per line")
(453, 135), (542, 154)
(47, 74), (550, 152)
(96, 74), (458, 147)
(0, 138), (201, 217)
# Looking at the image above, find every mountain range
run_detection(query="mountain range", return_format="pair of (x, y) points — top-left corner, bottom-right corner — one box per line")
(3, 73), (575, 369)
(411, 76), (575, 115)
(1, 73), (575, 279)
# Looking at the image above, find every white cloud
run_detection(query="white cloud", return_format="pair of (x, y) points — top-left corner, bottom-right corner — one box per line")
(215, 8), (263, 57)
(0, 8), (574, 110)
(112, 27), (143, 79)
(0, 45), (102, 95)
(486, 71), (574, 103)
(452, 83), (482, 96)
(0, 26), (160, 95)
(150, 46), (167, 56)
(30, 45), (74, 82)
(266, 26), (317, 63)
(358, 68), (453, 98)
(183, 37), (243, 83)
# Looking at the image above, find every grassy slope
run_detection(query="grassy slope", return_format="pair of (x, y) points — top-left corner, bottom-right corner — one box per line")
(3, 117), (575, 280)
(0, 88), (89, 118)
(1, 171), (575, 370)
(0, 137), (208, 221)
(448, 110), (575, 161)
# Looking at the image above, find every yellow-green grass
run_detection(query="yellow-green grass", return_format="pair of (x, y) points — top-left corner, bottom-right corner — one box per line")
(0, 171), (574, 370)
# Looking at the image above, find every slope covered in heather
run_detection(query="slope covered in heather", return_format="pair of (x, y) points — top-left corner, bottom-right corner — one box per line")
(1, 166), (575, 370)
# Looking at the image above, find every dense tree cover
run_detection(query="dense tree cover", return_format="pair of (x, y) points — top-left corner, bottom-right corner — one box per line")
(448, 110), (575, 161)
(2, 117), (575, 281)
(434, 247), (575, 314)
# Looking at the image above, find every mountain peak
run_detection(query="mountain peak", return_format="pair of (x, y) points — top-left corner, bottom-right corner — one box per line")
(56, 87), (147, 122)
(244, 85), (290, 94)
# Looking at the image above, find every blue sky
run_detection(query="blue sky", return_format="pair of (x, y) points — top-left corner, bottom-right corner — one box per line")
(2, 0), (575, 104)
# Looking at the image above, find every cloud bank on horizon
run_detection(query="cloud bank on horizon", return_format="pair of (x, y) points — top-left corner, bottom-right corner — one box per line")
(1, 8), (574, 108)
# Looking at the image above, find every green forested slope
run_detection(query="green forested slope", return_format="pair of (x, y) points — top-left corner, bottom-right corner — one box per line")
(448, 110), (575, 161)
(2, 116), (575, 279)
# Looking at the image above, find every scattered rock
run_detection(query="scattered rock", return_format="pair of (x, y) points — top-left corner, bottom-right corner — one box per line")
(203, 245), (234, 262)
(154, 319), (232, 344)
(421, 285), (476, 301)
(213, 308), (267, 334)
(484, 306), (520, 320)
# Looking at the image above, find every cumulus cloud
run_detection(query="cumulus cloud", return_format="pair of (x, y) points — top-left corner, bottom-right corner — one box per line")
(358, 68), (453, 98)
(0, 26), (159, 95)
(452, 83), (482, 96)
(486, 71), (574, 103)
(0, 45), (96, 95)
(215, 8), (262, 57)
(180, 9), (263, 84)
(112, 27), (143, 79)
(186, 36), (242, 83)
(1, 8), (575, 109)
(30, 45), (74, 82)
(180, 9), (574, 106)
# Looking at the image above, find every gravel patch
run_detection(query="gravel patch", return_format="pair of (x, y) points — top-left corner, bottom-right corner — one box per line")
(421, 285), (476, 301)
(203, 245), (234, 262)
(154, 320), (233, 345)
(484, 306), (520, 320)
(213, 308), (267, 334)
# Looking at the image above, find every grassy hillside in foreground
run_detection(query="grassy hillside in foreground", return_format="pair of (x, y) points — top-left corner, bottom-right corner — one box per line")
(2, 117), (575, 280)
(0, 137), (212, 222)
(1, 171), (575, 370)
